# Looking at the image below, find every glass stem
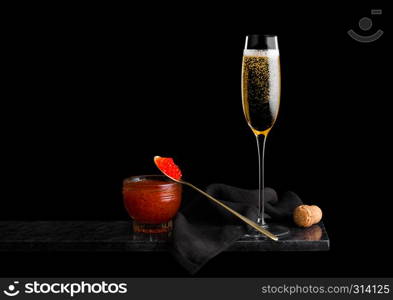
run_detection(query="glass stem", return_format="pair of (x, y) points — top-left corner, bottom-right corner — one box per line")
(256, 133), (267, 226)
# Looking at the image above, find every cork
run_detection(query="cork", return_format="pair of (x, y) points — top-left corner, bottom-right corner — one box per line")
(293, 205), (322, 228)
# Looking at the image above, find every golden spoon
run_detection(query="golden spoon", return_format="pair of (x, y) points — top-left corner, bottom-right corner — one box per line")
(154, 156), (278, 241)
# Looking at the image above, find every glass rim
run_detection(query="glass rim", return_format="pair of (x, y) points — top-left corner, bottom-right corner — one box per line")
(123, 174), (177, 186)
(245, 34), (279, 50)
(246, 34), (277, 38)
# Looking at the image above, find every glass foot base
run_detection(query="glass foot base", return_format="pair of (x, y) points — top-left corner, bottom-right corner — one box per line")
(132, 220), (172, 234)
(244, 223), (289, 239)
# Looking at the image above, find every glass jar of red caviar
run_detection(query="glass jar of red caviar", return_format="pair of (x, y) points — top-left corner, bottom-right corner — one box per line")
(123, 175), (182, 233)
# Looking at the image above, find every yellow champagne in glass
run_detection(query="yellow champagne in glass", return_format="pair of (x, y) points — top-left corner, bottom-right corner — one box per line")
(241, 35), (288, 237)
(242, 49), (280, 136)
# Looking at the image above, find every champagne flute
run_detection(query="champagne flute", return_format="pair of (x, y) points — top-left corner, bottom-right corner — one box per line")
(241, 35), (288, 237)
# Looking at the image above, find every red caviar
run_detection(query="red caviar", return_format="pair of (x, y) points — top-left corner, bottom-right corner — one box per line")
(123, 177), (182, 228)
(154, 156), (182, 180)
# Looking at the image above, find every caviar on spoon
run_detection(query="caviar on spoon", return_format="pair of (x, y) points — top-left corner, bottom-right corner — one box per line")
(154, 156), (278, 241)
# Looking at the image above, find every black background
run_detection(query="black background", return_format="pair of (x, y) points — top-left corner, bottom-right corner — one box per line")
(1, 3), (392, 277)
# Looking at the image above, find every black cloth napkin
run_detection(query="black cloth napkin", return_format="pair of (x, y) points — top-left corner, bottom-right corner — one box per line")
(171, 184), (303, 274)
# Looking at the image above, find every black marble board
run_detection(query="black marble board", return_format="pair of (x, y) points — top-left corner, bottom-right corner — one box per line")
(0, 221), (329, 252)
